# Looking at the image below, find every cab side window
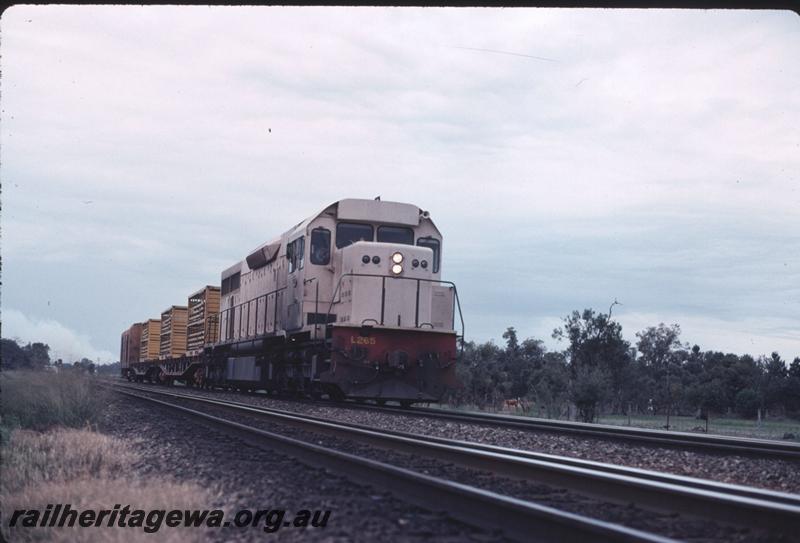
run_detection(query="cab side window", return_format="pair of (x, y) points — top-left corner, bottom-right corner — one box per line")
(298, 237), (304, 270)
(416, 237), (440, 273)
(287, 237), (305, 273)
(310, 228), (331, 265)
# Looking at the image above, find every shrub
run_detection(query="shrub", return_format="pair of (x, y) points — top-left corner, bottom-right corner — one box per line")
(735, 388), (761, 418)
(570, 366), (610, 423)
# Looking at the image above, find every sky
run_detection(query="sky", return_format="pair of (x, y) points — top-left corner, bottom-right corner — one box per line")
(1, 6), (798, 364)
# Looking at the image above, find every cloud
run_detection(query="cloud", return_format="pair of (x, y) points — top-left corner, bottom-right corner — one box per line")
(2, 308), (117, 364)
(615, 311), (800, 361)
(1, 7), (798, 358)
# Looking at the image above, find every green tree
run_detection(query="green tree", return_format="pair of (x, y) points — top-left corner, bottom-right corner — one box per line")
(24, 342), (51, 368)
(686, 376), (728, 416)
(552, 309), (631, 417)
(1, 339), (31, 369)
(528, 352), (569, 418)
(452, 339), (504, 408)
(734, 388), (760, 417)
(635, 324), (686, 422)
(786, 358), (800, 417)
(760, 352), (788, 416)
(502, 327), (520, 354)
(636, 323), (683, 371)
(570, 366), (610, 423)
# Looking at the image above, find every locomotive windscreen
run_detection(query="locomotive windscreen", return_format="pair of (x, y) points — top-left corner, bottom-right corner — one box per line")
(336, 222), (374, 248)
(377, 225), (414, 245)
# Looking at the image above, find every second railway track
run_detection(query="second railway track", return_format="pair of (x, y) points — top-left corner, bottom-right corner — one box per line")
(107, 382), (800, 541)
(329, 401), (800, 460)
(109, 376), (800, 460)
(108, 378), (800, 459)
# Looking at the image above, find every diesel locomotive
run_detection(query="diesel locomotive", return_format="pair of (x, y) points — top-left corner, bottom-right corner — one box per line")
(120, 198), (464, 405)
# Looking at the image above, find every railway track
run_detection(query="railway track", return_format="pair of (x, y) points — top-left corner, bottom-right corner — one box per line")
(107, 382), (800, 541)
(106, 378), (800, 458)
(336, 402), (800, 460)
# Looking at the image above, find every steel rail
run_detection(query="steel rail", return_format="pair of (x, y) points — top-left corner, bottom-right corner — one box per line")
(339, 402), (800, 459)
(115, 388), (675, 543)
(109, 383), (800, 533)
(105, 377), (800, 458)
(112, 384), (800, 507)
(158, 377), (799, 459)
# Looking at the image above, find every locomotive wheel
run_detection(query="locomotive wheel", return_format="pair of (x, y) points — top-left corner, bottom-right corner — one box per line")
(399, 400), (413, 408)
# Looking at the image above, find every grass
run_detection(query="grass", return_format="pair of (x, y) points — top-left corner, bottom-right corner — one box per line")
(1, 429), (137, 493)
(0, 371), (223, 542)
(597, 413), (800, 441)
(438, 402), (800, 441)
(0, 370), (109, 435)
(1, 429), (221, 542)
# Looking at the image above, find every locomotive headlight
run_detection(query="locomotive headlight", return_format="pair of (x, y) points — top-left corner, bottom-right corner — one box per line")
(421, 260), (428, 269)
(391, 252), (403, 264)
(391, 263), (403, 275)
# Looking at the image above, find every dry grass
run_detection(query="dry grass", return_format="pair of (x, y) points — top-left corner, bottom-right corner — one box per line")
(1, 429), (137, 494)
(1, 428), (223, 542)
(3, 478), (219, 543)
(0, 370), (109, 434)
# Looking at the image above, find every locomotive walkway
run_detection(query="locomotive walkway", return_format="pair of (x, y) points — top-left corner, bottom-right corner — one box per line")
(106, 382), (800, 542)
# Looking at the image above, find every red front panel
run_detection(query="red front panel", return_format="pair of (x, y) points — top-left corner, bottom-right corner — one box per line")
(320, 324), (459, 402)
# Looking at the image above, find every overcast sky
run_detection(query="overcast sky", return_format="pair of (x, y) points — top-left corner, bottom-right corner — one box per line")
(2, 6), (798, 364)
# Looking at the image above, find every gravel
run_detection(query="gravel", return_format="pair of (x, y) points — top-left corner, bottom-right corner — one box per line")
(99, 393), (508, 543)
(123, 382), (800, 495)
(111, 386), (792, 542)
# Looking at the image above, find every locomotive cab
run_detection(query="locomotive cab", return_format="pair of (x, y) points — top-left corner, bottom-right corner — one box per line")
(320, 238), (462, 404)
(334, 241), (454, 330)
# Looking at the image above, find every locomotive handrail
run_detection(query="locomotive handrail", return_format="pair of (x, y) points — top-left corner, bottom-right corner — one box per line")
(325, 272), (465, 358)
(217, 285), (288, 343)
